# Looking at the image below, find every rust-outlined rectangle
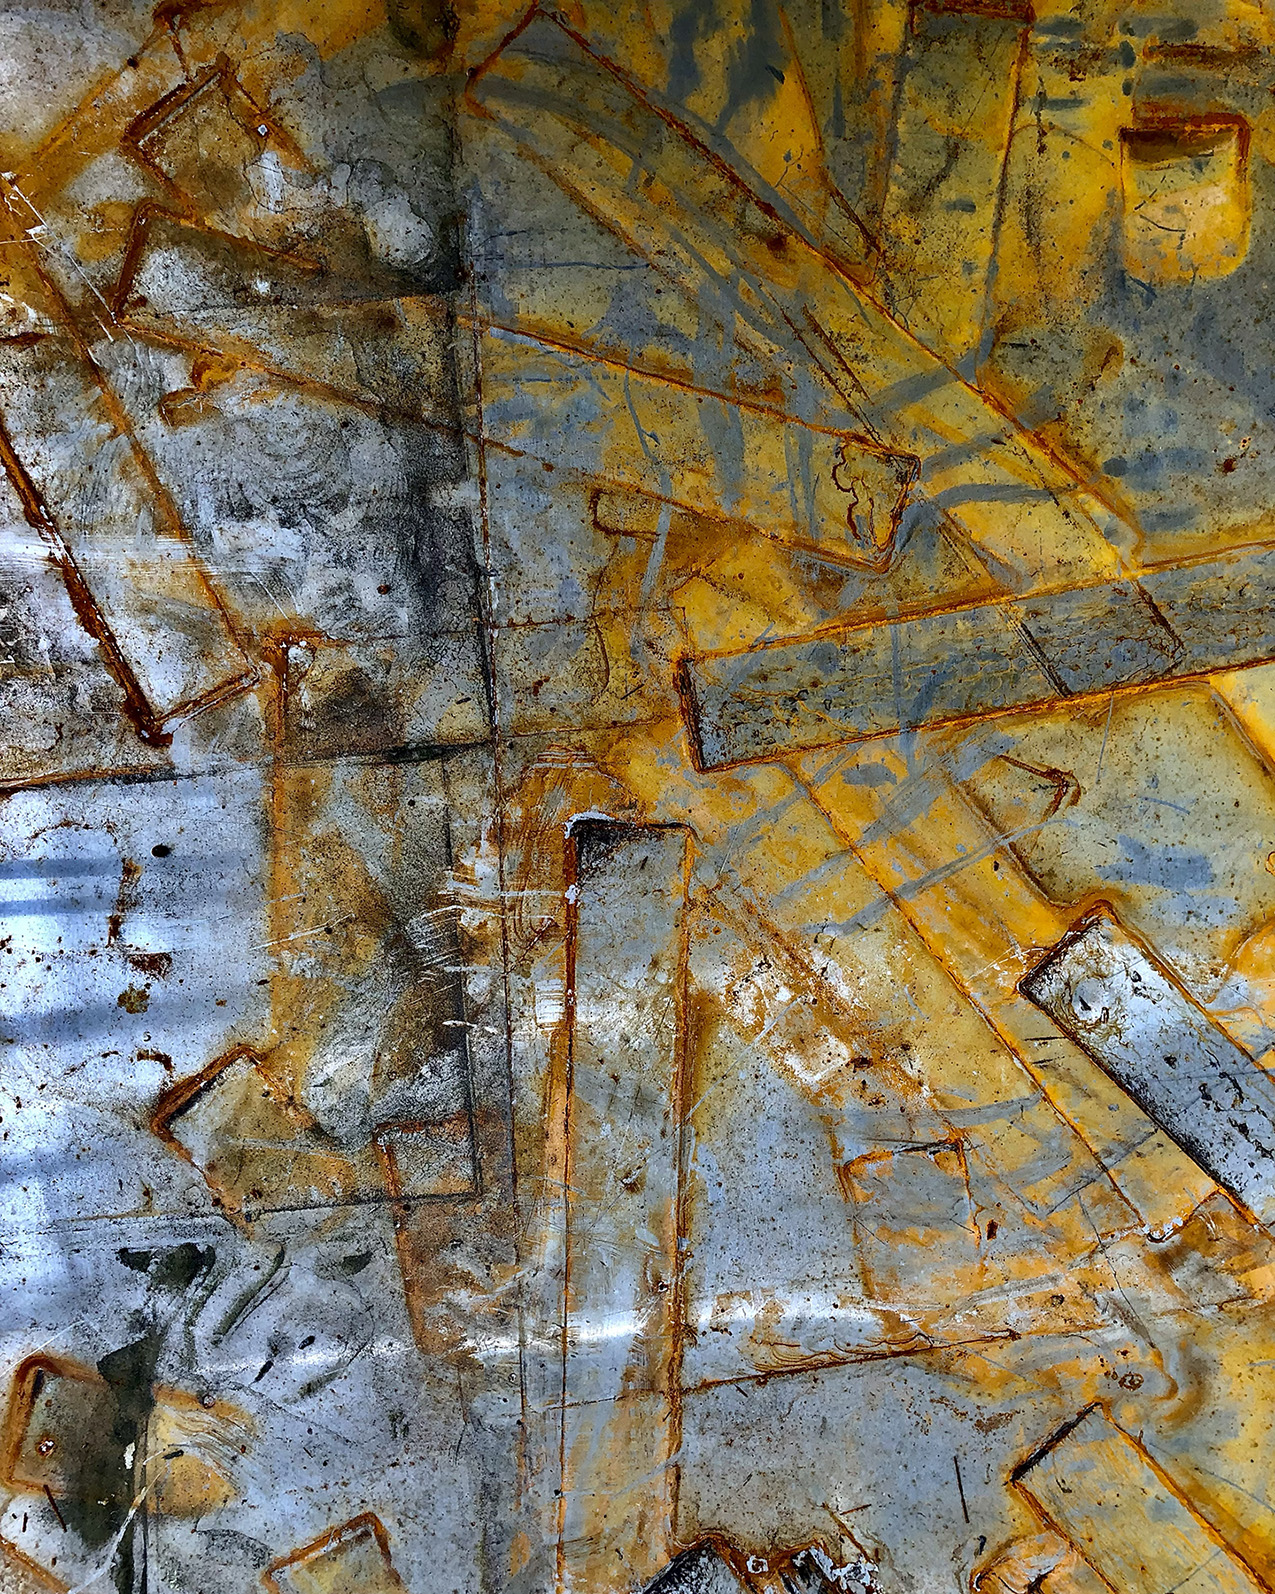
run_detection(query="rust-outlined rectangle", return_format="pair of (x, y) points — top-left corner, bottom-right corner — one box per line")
(681, 544), (1275, 766)
(558, 818), (692, 1591)
(1020, 906), (1275, 1226)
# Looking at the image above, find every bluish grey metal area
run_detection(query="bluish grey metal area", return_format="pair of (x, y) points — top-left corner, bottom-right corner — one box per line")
(8, 1), (1275, 1591)
(682, 545), (1275, 767)
(1020, 908), (1275, 1226)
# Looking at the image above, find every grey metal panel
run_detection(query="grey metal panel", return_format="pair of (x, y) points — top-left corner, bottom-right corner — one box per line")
(566, 819), (689, 1406)
(686, 602), (1050, 767)
(1020, 907), (1275, 1224)
(1017, 580), (1181, 691)
(683, 544), (1275, 766)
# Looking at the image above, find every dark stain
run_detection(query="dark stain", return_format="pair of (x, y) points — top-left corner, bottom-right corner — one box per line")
(387, 0), (457, 58)
(124, 951), (173, 979)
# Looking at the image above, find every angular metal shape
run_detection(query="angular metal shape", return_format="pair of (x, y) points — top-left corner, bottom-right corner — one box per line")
(0, 199), (256, 740)
(878, 0), (1030, 354)
(115, 209), (458, 427)
(1, 1357), (120, 1499)
(1016, 581), (1182, 692)
(151, 1045), (374, 1218)
(0, 1537), (67, 1594)
(479, 327), (919, 567)
(466, 8), (1134, 595)
(1020, 906), (1275, 1225)
(682, 544), (1275, 766)
(263, 1515), (407, 1594)
(560, 819), (690, 1587)
(684, 601), (1050, 766)
(121, 57), (307, 244)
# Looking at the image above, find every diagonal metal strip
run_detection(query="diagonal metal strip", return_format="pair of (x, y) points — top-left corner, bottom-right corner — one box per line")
(1021, 905), (1275, 1228)
(681, 543), (1275, 767)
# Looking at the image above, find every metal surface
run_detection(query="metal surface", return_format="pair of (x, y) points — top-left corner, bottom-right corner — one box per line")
(3, 2), (1275, 1593)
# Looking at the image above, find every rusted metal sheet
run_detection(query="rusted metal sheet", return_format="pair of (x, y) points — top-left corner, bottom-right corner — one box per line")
(4, 2), (1275, 1593)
